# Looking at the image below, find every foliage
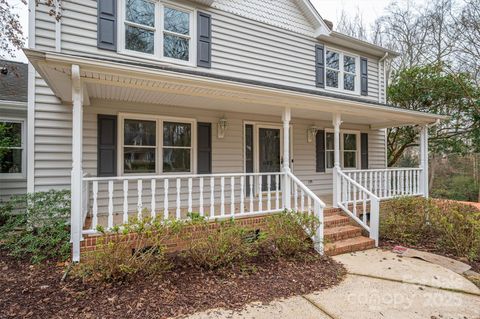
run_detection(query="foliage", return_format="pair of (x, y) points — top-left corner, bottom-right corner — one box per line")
(0, 122), (20, 163)
(73, 215), (183, 282)
(181, 219), (264, 270)
(0, 190), (71, 264)
(263, 210), (321, 258)
(387, 64), (480, 166)
(381, 197), (480, 261)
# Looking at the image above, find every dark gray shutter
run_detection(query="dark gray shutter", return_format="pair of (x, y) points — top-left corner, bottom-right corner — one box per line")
(316, 130), (326, 172)
(315, 44), (325, 88)
(97, 115), (117, 177)
(97, 0), (117, 51)
(361, 133), (369, 169)
(197, 122), (212, 174)
(197, 12), (212, 68)
(360, 57), (368, 96)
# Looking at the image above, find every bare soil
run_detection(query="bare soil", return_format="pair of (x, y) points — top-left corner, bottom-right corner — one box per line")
(0, 251), (346, 319)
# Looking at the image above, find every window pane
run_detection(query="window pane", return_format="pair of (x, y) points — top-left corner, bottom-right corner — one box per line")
(344, 74), (355, 91)
(124, 147), (156, 173)
(163, 148), (191, 172)
(326, 132), (334, 150)
(344, 151), (356, 168)
(0, 149), (22, 173)
(326, 51), (339, 69)
(163, 122), (191, 147)
(126, 0), (155, 27)
(326, 151), (334, 169)
(125, 25), (154, 54)
(344, 134), (357, 150)
(326, 70), (339, 88)
(344, 55), (356, 73)
(163, 34), (189, 61)
(1, 122), (21, 147)
(124, 119), (156, 146)
(164, 7), (190, 35)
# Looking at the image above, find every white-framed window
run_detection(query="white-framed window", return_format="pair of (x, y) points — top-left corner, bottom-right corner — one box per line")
(119, 0), (195, 65)
(325, 48), (360, 94)
(0, 119), (25, 179)
(324, 130), (360, 169)
(119, 114), (195, 175)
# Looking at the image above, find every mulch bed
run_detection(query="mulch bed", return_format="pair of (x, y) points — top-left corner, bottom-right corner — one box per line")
(0, 252), (346, 319)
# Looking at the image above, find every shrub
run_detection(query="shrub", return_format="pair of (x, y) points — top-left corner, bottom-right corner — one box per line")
(181, 219), (264, 270)
(74, 216), (183, 282)
(263, 210), (321, 258)
(0, 190), (71, 264)
(380, 196), (439, 245)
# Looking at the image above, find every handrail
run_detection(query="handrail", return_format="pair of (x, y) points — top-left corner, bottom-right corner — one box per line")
(83, 172), (278, 182)
(344, 167), (422, 173)
(287, 171), (327, 209)
(337, 170), (379, 201)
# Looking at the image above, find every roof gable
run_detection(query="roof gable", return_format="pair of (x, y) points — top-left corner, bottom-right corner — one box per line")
(0, 60), (28, 103)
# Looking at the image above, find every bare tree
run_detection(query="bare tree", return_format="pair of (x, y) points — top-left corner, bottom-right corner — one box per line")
(335, 7), (369, 41)
(0, 0), (26, 59)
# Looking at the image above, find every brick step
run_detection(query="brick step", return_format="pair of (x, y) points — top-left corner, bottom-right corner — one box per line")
(324, 214), (351, 228)
(324, 225), (363, 242)
(325, 236), (375, 256)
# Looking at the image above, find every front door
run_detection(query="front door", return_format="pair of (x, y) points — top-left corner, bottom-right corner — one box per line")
(258, 127), (281, 191)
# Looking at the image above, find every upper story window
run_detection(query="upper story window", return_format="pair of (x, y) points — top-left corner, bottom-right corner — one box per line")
(0, 119), (25, 178)
(325, 49), (359, 94)
(121, 0), (194, 64)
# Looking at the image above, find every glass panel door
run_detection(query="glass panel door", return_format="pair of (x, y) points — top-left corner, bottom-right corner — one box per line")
(258, 128), (281, 191)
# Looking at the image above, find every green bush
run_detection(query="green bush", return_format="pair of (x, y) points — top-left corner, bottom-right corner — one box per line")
(74, 216), (183, 282)
(0, 190), (71, 264)
(263, 210), (321, 258)
(381, 197), (480, 261)
(181, 219), (264, 270)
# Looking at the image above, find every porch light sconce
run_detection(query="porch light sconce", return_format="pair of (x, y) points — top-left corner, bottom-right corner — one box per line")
(307, 126), (319, 143)
(217, 117), (228, 139)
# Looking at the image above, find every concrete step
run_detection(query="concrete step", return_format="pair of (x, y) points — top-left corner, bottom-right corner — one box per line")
(324, 214), (351, 228)
(325, 236), (375, 256)
(324, 225), (363, 242)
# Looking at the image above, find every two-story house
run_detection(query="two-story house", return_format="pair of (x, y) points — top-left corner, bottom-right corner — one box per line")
(20, 0), (445, 261)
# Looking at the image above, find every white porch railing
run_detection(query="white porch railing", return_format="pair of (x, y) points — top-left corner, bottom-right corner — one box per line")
(82, 172), (286, 234)
(288, 171), (326, 253)
(343, 168), (423, 199)
(336, 169), (380, 245)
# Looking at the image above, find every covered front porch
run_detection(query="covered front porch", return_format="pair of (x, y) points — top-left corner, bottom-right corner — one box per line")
(26, 50), (444, 262)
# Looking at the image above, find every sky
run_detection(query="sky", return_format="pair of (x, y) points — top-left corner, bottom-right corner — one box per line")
(5, 0), (392, 62)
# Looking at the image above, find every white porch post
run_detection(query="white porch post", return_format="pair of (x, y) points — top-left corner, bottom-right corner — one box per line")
(419, 125), (429, 198)
(282, 107), (291, 210)
(71, 65), (84, 262)
(332, 113), (342, 207)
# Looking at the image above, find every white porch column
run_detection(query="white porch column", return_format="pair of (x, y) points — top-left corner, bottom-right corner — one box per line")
(332, 113), (342, 207)
(71, 65), (84, 262)
(419, 125), (429, 198)
(282, 107), (291, 210)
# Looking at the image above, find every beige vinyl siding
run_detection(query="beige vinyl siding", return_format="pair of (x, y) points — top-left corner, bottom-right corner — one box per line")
(49, 0), (382, 102)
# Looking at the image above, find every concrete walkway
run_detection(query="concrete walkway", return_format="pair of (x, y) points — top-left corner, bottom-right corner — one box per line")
(187, 249), (480, 319)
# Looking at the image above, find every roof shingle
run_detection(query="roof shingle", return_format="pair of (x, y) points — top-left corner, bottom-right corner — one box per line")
(0, 60), (28, 103)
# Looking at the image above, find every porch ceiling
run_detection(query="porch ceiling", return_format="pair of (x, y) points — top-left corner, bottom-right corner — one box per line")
(25, 49), (447, 129)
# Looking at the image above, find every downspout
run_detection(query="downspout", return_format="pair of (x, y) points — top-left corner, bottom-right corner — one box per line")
(379, 52), (389, 167)
(27, 0), (36, 193)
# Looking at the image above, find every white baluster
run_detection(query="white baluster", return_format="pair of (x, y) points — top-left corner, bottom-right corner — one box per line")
(230, 176), (235, 216)
(210, 177), (215, 218)
(369, 171), (373, 193)
(301, 189), (305, 212)
(92, 181), (98, 230)
(249, 175), (254, 213)
(267, 175), (271, 211)
(362, 191), (367, 224)
(387, 171), (391, 198)
(353, 186), (357, 216)
(275, 174), (280, 210)
(307, 196), (312, 214)
(188, 178), (193, 213)
(240, 176), (245, 215)
(258, 175), (263, 212)
(137, 180), (143, 219)
(400, 171), (404, 195)
(221, 177), (225, 216)
(294, 183), (298, 211)
(108, 181), (113, 229)
(150, 179), (156, 219)
(176, 178), (181, 219)
(164, 179), (169, 220)
(199, 177), (204, 217)
(374, 171), (378, 195)
(122, 180), (128, 224)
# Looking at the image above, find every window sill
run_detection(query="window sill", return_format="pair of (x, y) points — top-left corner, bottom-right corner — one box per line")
(0, 173), (26, 180)
(117, 49), (196, 68)
(324, 86), (361, 97)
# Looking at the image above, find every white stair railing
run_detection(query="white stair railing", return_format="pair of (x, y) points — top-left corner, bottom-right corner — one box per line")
(343, 168), (422, 199)
(82, 172), (284, 234)
(287, 171), (327, 254)
(336, 169), (380, 245)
